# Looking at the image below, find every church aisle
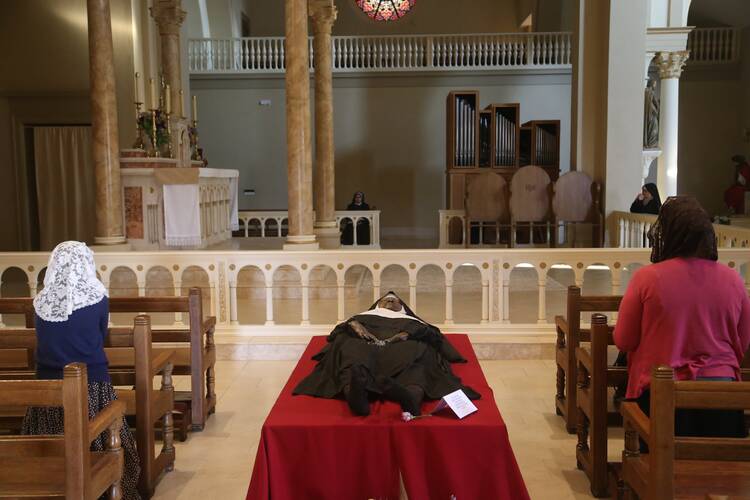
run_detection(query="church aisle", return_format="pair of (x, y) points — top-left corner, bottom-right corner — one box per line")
(153, 359), (624, 500)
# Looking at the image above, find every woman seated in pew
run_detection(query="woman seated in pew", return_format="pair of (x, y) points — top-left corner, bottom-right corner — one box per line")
(294, 292), (479, 416)
(22, 241), (141, 499)
(614, 197), (750, 438)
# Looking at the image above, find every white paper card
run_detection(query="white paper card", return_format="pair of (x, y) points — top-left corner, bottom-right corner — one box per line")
(437, 389), (478, 419)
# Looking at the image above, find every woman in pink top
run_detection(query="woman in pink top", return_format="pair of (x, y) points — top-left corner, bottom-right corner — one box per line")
(614, 196), (750, 438)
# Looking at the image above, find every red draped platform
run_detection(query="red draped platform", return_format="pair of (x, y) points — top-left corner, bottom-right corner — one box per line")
(246, 334), (530, 500)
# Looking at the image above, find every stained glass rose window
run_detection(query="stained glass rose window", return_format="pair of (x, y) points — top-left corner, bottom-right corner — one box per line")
(356, 0), (416, 21)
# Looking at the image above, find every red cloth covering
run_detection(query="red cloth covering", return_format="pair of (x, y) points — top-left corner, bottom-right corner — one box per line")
(246, 334), (530, 500)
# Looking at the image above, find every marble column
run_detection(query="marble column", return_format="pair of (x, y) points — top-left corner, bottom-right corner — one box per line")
(310, 0), (339, 249)
(150, 0), (186, 113)
(655, 51), (689, 198)
(283, 0), (318, 250)
(87, 0), (126, 245)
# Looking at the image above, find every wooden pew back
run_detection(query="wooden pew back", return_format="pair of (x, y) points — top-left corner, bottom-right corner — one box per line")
(622, 366), (750, 500)
(108, 288), (216, 432)
(555, 285), (622, 433)
(0, 363), (125, 499)
(575, 313), (628, 497)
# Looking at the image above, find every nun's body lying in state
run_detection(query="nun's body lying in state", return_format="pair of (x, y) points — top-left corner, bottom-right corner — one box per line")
(294, 293), (479, 416)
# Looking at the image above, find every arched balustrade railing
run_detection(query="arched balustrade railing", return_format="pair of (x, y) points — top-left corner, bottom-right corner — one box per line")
(1, 248), (748, 334)
(611, 211), (750, 249)
(188, 32), (573, 74)
(238, 210), (380, 249)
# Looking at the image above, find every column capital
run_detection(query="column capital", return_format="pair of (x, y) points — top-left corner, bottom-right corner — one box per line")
(309, 0), (337, 33)
(656, 50), (689, 79)
(151, 0), (186, 35)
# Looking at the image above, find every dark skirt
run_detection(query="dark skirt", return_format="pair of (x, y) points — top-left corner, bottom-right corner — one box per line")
(22, 381), (141, 500)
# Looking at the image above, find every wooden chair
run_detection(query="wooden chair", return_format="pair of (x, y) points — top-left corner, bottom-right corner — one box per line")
(0, 363), (125, 499)
(509, 165), (553, 247)
(621, 366), (750, 500)
(575, 313), (629, 497)
(552, 171), (604, 247)
(555, 286), (622, 433)
(464, 172), (509, 247)
(106, 315), (176, 498)
(108, 288), (217, 432)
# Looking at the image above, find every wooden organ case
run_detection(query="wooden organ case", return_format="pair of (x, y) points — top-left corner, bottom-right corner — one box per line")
(446, 91), (561, 218)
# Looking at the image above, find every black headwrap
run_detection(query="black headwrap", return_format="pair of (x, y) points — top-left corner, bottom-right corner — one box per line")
(647, 196), (718, 263)
(643, 183), (662, 211)
(368, 291), (421, 320)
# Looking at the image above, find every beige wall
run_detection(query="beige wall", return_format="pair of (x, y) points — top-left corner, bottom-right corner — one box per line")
(192, 73), (571, 242)
(0, 0), (137, 250)
(198, 0), (524, 38)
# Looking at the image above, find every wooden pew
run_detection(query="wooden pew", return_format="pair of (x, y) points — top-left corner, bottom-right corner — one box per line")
(0, 317), (177, 498)
(106, 315), (176, 498)
(621, 366), (750, 500)
(0, 288), (217, 433)
(108, 288), (217, 432)
(555, 286), (622, 433)
(575, 313), (628, 497)
(0, 363), (125, 499)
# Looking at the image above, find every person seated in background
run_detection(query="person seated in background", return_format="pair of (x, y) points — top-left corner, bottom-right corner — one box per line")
(629, 183), (662, 215)
(294, 292), (479, 416)
(724, 157), (750, 214)
(341, 190), (371, 245)
(614, 197), (750, 439)
(22, 241), (142, 499)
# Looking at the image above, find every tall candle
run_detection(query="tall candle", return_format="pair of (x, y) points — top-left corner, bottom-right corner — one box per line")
(192, 95), (198, 122)
(179, 90), (185, 117)
(134, 72), (140, 103)
(149, 78), (157, 110)
(165, 84), (171, 114)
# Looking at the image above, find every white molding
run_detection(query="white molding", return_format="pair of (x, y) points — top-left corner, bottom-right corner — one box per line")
(646, 27), (694, 54)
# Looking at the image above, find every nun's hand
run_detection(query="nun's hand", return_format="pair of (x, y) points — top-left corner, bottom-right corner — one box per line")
(349, 320), (370, 339)
(387, 332), (409, 343)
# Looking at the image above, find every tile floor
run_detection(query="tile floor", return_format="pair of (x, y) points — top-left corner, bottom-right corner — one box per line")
(153, 358), (625, 500)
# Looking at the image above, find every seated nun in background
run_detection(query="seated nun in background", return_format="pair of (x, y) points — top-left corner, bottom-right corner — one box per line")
(22, 241), (141, 499)
(341, 191), (371, 246)
(294, 293), (479, 416)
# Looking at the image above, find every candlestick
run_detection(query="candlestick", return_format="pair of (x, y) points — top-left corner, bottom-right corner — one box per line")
(166, 111), (173, 159)
(165, 85), (171, 114)
(149, 78), (157, 110)
(179, 90), (185, 118)
(150, 109), (160, 158)
(192, 95), (198, 122)
(134, 72), (140, 103)
(133, 101), (144, 149)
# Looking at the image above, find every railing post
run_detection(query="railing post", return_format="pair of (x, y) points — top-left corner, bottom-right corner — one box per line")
(301, 274), (310, 326)
(445, 278), (454, 325)
(481, 278), (489, 324)
(174, 280), (184, 326)
(502, 269), (510, 323)
(264, 277), (274, 326)
(337, 277), (345, 322)
(229, 279), (239, 325)
(537, 267), (548, 324)
(409, 278), (417, 313)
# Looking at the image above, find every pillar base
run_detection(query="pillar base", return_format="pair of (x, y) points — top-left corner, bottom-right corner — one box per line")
(283, 234), (319, 251)
(313, 223), (340, 249)
(94, 235), (128, 246)
(90, 240), (131, 252)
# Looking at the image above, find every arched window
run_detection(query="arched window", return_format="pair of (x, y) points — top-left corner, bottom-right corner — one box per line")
(356, 0), (416, 21)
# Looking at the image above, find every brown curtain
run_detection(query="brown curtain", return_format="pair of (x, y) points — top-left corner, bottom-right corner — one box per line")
(33, 126), (96, 250)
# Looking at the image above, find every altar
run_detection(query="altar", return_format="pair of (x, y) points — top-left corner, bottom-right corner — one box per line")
(120, 152), (239, 250)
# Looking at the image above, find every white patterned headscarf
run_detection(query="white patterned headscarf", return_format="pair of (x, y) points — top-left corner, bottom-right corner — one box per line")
(33, 241), (108, 322)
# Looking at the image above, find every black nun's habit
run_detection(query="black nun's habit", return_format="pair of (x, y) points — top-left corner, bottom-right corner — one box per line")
(293, 292), (480, 416)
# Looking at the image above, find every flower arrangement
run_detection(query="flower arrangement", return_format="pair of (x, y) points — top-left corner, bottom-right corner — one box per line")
(137, 110), (170, 150)
(401, 411), (433, 422)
